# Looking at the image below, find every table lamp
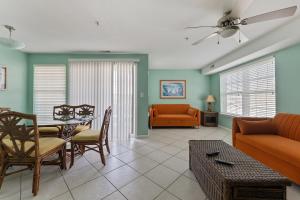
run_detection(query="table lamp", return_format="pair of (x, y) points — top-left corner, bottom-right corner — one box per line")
(206, 95), (215, 112)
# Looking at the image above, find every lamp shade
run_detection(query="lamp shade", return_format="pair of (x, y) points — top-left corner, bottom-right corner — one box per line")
(206, 95), (215, 103)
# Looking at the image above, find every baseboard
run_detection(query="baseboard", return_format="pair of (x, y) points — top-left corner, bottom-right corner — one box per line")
(218, 125), (231, 131)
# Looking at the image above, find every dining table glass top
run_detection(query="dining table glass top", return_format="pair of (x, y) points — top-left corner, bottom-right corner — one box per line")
(36, 116), (96, 126)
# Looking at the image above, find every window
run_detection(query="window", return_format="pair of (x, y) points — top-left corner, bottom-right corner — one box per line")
(33, 65), (66, 121)
(220, 57), (276, 117)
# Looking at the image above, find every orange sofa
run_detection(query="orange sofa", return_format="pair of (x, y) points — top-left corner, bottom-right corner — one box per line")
(233, 113), (300, 184)
(149, 104), (200, 128)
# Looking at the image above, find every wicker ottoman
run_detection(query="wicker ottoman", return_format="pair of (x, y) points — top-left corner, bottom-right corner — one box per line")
(189, 140), (290, 200)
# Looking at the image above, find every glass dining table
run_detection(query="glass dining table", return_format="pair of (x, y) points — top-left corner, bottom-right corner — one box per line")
(36, 115), (98, 141)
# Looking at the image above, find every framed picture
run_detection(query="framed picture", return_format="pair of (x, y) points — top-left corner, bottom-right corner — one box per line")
(0, 66), (7, 90)
(160, 80), (186, 99)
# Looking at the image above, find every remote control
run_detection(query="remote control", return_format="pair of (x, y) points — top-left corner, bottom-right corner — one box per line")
(206, 151), (220, 157)
(215, 159), (234, 166)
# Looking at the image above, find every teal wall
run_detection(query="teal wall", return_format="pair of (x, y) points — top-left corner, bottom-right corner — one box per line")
(209, 43), (300, 129)
(27, 53), (149, 136)
(0, 45), (28, 112)
(149, 69), (210, 110)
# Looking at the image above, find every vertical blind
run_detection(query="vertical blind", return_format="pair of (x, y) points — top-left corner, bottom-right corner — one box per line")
(220, 57), (276, 117)
(33, 65), (66, 121)
(69, 60), (136, 140)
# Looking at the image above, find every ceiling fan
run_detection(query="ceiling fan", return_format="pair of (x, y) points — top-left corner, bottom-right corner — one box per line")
(187, 3), (297, 46)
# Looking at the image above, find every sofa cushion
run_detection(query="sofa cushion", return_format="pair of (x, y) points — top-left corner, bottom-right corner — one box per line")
(237, 119), (277, 135)
(152, 104), (190, 114)
(274, 113), (300, 141)
(156, 114), (195, 121)
(236, 134), (300, 168)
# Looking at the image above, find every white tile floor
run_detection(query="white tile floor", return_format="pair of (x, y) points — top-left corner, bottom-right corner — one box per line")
(1, 127), (300, 200)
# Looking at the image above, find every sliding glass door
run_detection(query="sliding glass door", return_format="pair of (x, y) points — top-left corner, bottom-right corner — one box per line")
(68, 60), (137, 140)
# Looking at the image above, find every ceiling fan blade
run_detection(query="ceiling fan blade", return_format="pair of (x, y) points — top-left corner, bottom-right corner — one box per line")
(185, 25), (219, 29)
(233, 31), (249, 44)
(192, 32), (219, 46)
(241, 6), (297, 25)
(231, 0), (254, 17)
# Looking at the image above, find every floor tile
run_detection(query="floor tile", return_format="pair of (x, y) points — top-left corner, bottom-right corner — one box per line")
(172, 141), (189, 149)
(146, 141), (166, 149)
(115, 150), (142, 163)
(120, 176), (163, 200)
(102, 191), (127, 200)
(145, 165), (180, 188)
(110, 145), (130, 156)
(146, 150), (172, 163)
(167, 176), (206, 200)
(287, 184), (300, 200)
(21, 176), (68, 200)
(155, 191), (180, 200)
(52, 191), (73, 200)
(105, 165), (140, 188)
(163, 157), (189, 173)
(128, 157), (159, 174)
(63, 164), (101, 189)
(183, 170), (197, 181)
(175, 150), (189, 161)
(67, 156), (91, 173)
(71, 176), (116, 200)
(133, 145), (155, 155)
(160, 145), (182, 155)
(0, 173), (21, 200)
(93, 156), (125, 174)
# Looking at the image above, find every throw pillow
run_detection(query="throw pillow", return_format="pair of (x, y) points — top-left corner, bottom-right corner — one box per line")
(237, 119), (277, 135)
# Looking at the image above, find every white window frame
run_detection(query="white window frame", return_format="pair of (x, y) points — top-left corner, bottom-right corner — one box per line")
(220, 56), (276, 117)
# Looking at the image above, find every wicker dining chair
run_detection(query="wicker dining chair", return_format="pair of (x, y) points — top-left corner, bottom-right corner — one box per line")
(0, 111), (66, 196)
(70, 106), (112, 167)
(38, 104), (75, 137)
(73, 104), (95, 134)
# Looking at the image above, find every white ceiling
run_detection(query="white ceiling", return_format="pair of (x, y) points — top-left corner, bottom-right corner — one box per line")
(0, 0), (299, 69)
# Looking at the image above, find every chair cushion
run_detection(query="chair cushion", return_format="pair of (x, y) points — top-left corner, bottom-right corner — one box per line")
(156, 114), (195, 121)
(236, 134), (300, 168)
(75, 125), (90, 133)
(237, 119), (277, 135)
(72, 129), (100, 141)
(2, 137), (65, 157)
(38, 127), (60, 133)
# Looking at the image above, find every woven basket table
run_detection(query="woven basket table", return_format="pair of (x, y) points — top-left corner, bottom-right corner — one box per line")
(189, 140), (291, 200)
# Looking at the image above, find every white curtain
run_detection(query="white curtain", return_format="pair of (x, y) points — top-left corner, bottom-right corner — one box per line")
(69, 60), (136, 140)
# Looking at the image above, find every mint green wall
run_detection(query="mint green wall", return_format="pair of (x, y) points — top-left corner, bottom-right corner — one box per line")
(27, 53), (149, 136)
(0, 45), (28, 112)
(209, 43), (300, 129)
(149, 70), (210, 110)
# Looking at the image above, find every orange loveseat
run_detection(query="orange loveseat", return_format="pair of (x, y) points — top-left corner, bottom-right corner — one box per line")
(149, 104), (200, 128)
(233, 113), (300, 184)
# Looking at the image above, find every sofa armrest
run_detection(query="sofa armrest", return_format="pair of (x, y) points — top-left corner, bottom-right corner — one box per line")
(232, 117), (270, 146)
(189, 107), (201, 126)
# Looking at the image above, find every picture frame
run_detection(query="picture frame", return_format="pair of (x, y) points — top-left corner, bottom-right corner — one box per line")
(160, 80), (186, 99)
(0, 66), (7, 90)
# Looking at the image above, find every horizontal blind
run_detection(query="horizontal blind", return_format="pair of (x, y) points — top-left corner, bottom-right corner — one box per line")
(34, 65), (66, 121)
(220, 57), (276, 117)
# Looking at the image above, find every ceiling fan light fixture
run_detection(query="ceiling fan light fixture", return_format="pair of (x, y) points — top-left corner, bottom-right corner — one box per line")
(0, 25), (25, 50)
(0, 37), (25, 49)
